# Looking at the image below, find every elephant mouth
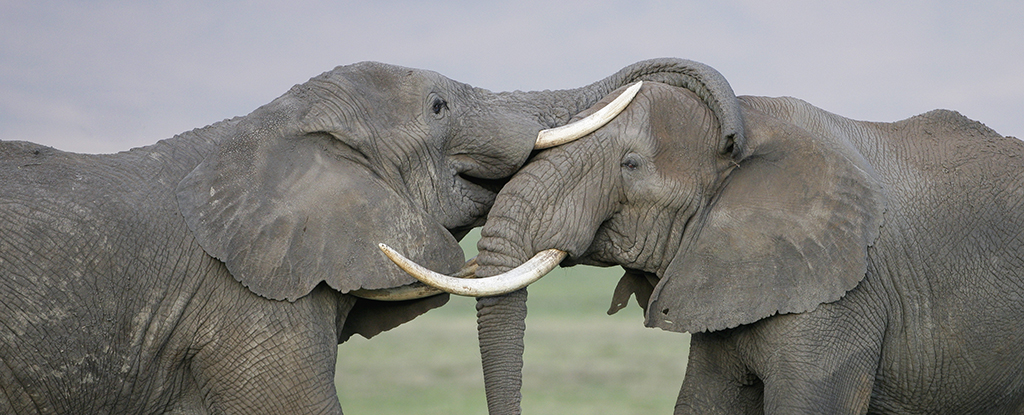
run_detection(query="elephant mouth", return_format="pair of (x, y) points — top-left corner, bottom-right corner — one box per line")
(449, 169), (509, 232)
(458, 172), (508, 196)
(448, 177), (502, 243)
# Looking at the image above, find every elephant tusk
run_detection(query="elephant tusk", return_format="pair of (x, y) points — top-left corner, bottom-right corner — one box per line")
(378, 243), (566, 297)
(534, 81), (643, 149)
(350, 257), (479, 301)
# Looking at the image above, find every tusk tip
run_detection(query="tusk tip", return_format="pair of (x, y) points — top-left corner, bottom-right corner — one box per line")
(533, 80), (644, 150)
(378, 243), (404, 263)
(629, 81), (643, 95)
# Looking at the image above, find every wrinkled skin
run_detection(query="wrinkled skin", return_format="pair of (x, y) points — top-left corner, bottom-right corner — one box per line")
(476, 79), (1024, 413)
(0, 61), (644, 414)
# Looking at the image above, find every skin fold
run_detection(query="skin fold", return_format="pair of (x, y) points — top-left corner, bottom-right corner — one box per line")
(0, 61), (655, 414)
(473, 76), (1024, 414)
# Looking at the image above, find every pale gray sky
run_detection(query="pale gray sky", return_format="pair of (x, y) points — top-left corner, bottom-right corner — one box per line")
(2, 1), (1022, 154)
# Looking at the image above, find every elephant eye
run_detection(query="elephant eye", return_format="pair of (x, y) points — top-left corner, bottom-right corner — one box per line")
(621, 155), (641, 171)
(431, 96), (449, 117)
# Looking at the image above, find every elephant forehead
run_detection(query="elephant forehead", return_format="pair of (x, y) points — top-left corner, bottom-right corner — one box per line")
(579, 83), (720, 168)
(327, 61), (423, 86)
(649, 88), (719, 152)
(306, 72), (423, 117)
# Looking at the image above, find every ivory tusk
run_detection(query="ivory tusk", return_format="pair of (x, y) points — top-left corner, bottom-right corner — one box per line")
(378, 243), (566, 297)
(350, 256), (479, 301)
(535, 81), (643, 149)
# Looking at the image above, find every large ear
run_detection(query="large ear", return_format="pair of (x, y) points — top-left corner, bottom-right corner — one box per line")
(176, 91), (463, 302)
(646, 103), (886, 333)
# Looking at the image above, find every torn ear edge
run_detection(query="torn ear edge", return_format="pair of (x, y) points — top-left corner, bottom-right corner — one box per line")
(607, 269), (658, 316)
(340, 294), (450, 343)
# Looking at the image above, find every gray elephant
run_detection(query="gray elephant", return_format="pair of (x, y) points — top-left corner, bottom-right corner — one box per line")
(0, 60), (673, 414)
(393, 61), (1024, 413)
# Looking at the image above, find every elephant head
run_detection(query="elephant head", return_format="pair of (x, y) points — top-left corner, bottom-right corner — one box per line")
(387, 63), (886, 413)
(176, 62), (532, 303)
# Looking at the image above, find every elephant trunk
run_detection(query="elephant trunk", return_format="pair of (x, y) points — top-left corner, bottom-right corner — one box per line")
(472, 207), (541, 415)
(471, 147), (614, 414)
(469, 236), (538, 415)
(476, 289), (528, 415)
(505, 58), (741, 132)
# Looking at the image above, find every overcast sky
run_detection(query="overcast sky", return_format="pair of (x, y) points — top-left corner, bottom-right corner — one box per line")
(2, 1), (1021, 154)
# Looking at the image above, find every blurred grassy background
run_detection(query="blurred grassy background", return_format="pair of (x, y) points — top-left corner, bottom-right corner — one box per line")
(335, 230), (691, 414)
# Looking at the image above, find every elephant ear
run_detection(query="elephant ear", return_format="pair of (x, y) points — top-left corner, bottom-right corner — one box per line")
(646, 104), (886, 333)
(176, 92), (463, 302)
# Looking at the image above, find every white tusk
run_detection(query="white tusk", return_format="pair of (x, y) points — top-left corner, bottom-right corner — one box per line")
(379, 243), (566, 297)
(350, 257), (479, 301)
(535, 81), (643, 149)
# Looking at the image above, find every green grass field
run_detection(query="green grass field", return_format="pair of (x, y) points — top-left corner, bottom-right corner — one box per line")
(335, 230), (691, 414)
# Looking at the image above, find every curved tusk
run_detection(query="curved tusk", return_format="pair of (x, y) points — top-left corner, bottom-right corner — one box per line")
(350, 256), (479, 301)
(535, 81), (643, 149)
(379, 243), (566, 297)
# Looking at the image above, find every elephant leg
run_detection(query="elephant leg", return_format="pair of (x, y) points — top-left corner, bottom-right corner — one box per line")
(189, 290), (345, 414)
(744, 307), (883, 415)
(674, 331), (763, 415)
(193, 349), (342, 414)
(756, 339), (878, 414)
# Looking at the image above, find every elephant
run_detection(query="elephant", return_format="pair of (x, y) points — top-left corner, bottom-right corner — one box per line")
(0, 60), (676, 414)
(390, 61), (1024, 413)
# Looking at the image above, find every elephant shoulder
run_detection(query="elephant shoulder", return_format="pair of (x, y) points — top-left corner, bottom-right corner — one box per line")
(900, 109), (1006, 141)
(0, 140), (90, 198)
(0, 139), (184, 248)
(736, 95), (868, 143)
(0, 140), (69, 168)
(889, 109), (1024, 174)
